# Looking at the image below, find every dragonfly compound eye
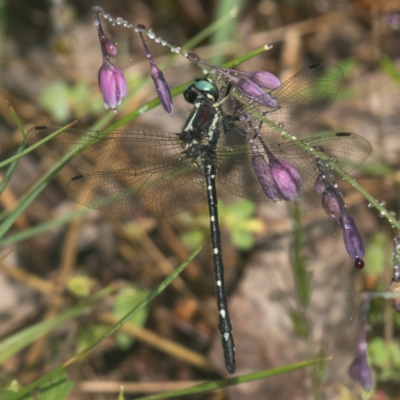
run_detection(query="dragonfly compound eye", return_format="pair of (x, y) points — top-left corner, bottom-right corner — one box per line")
(193, 80), (219, 102)
(183, 80), (220, 104)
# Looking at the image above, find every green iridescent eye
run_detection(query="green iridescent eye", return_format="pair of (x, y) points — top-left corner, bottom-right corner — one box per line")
(194, 80), (219, 101)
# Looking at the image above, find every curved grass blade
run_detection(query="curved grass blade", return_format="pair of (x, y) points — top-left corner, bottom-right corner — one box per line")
(0, 122), (77, 169)
(135, 357), (329, 400)
(0, 140), (26, 195)
(0, 103), (28, 195)
(63, 243), (203, 367)
(0, 208), (89, 247)
(0, 285), (116, 365)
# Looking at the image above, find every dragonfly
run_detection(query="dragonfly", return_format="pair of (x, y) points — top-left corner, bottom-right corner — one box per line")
(27, 63), (371, 373)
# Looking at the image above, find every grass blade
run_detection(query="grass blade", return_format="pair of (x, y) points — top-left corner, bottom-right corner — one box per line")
(0, 140), (26, 195)
(135, 357), (330, 400)
(0, 122), (77, 169)
(0, 285), (116, 365)
(63, 244), (203, 366)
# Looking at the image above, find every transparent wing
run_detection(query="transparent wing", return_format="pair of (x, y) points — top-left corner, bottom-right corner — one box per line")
(230, 63), (343, 140)
(26, 126), (184, 171)
(216, 132), (371, 201)
(66, 161), (206, 217)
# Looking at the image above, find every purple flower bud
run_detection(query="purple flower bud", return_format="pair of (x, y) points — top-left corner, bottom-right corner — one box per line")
(251, 144), (302, 201)
(137, 25), (173, 115)
(94, 11), (118, 57)
(103, 39), (118, 57)
(239, 70), (281, 90)
(149, 65), (173, 115)
(342, 213), (365, 261)
(251, 147), (281, 201)
(236, 78), (279, 108)
(387, 277), (400, 313)
(385, 9), (400, 30)
(314, 175), (326, 195)
(322, 186), (344, 222)
(349, 349), (373, 391)
(98, 57), (128, 111)
(270, 158), (302, 201)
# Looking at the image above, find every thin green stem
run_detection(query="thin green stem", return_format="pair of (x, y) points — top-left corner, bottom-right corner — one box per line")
(0, 122), (77, 169)
(63, 244), (202, 366)
(0, 141), (26, 195)
(0, 208), (89, 247)
(7, 102), (27, 140)
(135, 357), (329, 400)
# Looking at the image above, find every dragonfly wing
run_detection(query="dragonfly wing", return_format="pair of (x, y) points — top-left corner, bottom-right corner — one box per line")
(217, 145), (268, 201)
(27, 126), (183, 171)
(66, 161), (206, 217)
(232, 63), (343, 139)
(216, 132), (371, 201)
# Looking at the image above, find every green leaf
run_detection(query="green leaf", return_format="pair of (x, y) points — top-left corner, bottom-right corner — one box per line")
(2, 381), (34, 400)
(114, 286), (150, 325)
(225, 199), (256, 220)
(231, 228), (254, 250)
(380, 54), (400, 85)
(40, 81), (71, 123)
(40, 370), (73, 400)
(114, 286), (150, 349)
(388, 341), (400, 368)
(67, 275), (96, 297)
(180, 229), (205, 250)
(116, 331), (133, 350)
(368, 338), (389, 369)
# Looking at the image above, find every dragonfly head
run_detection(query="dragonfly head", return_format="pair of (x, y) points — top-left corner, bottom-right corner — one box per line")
(184, 79), (220, 104)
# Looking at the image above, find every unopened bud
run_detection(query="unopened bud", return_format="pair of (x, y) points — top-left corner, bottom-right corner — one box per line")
(251, 145), (302, 202)
(138, 25), (173, 115)
(98, 57), (128, 111)
(322, 185), (343, 222)
(240, 70), (281, 90)
(236, 78), (279, 108)
(270, 158), (302, 201)
(251, 147), (280, 201)
(342, 213), (365, 261)
(94, 11), (118, 57)
(349, 349), (373, 391)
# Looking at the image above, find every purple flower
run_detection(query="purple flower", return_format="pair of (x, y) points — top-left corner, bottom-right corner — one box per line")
(270, 158), (302, 201)
(385, 9), (400, 30)
(186, 52), (280, 107)
(98, 57), (128, 111)
(93, 9), (118, 57)
(349, 305), (373, 391)
(150, 64), (173, 115)
(318, 182), (365, 265)
(349, 346), (373, 391)
(342, 213), (365, 261)
(237, 70), (281, 90)
(322, 185), (344, 222)
(314, 175), (326, 194)
(137, 24), (173, 115)
(236, 78), (279, 108)
(251, 147), (281, 201)
(251, 145), (302, 201)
